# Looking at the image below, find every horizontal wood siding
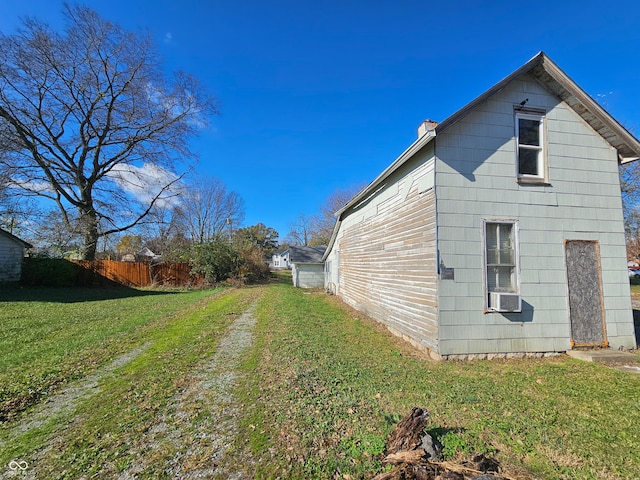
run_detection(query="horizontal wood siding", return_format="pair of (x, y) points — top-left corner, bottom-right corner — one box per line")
(337, 161), (438, 352)
(435, 72), (634, 355)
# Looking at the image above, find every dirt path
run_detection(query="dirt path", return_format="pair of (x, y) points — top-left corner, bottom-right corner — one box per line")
(2, 301), (258, 479)
(0, 344), (152, 479)
(117, 304), (258, 479)
(1, 343), (152, 445)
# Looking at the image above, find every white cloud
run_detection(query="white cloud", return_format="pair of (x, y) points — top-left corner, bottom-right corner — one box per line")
(108, 163), (182, 208)
(164, 32), (173, 44)
(144, 81), (207, 129)
(8, 179), (52, 194)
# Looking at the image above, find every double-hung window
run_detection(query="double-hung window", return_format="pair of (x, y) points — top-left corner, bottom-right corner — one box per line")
(484, 220), (521, 312)
(516, 111), (546, 182)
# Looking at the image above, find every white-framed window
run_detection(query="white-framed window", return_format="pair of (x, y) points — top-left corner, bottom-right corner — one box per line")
(484, 220), (521, 312)
(516, 112), (546, 182)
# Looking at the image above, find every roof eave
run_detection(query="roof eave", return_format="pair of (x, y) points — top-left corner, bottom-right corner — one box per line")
(0, 229), (32, 248)
(436, 51), (547, 133)
(323, 130), (436, 260)
(334, 130), (436, 218)
(531, 54), (640, 163)
(437, 51), (640, 162)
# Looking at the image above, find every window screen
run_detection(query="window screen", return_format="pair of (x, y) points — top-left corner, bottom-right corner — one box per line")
(485, 222), (517, 293)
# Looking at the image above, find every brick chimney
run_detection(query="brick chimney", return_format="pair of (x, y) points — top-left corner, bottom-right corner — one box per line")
(418, 120), (438, 138)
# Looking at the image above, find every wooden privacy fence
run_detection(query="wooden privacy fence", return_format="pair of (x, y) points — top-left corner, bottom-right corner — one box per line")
(73, 260), (202, 287)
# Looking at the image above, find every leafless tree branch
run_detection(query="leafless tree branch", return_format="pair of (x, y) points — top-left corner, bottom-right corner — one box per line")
(0, 5), (218, 258)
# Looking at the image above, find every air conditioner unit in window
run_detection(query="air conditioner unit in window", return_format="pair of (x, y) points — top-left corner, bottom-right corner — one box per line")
(489, 292), (521, 312)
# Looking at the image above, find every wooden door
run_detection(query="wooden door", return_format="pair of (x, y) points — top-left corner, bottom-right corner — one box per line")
(565, 240), (607, 347)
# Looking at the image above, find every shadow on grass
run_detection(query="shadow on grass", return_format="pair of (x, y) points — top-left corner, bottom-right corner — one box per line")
(0, 285), (180, 303)
(426, 426), (467, 439)
(269, 269), (293, 285)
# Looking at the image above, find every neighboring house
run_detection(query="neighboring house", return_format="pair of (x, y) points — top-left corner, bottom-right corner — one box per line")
(324, 52), (640, 359)
(0, 228), (32, 283)
(271, 249), (291, 269)
(121, 247), (161, 263)
(136, 247), (161, 263)
(290, 245), (327, 288)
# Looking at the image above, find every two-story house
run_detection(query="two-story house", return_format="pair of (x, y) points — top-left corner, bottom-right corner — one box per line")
(323, 52), (640, 359)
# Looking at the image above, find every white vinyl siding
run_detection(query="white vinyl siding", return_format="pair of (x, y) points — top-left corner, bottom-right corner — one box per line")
(329, 149), (438, 353)
(0, 234), (26, 282)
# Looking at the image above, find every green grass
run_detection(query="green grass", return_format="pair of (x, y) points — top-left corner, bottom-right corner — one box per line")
(0, 286), (217, 421)
(0, 285), (263, 477)
(2, 280), (640, 479)
(239, 283), (640, 479)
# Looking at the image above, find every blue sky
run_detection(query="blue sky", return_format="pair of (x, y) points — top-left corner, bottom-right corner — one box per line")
(1, 0), (639, 241)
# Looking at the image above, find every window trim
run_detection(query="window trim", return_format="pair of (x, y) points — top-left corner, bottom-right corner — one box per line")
(483, 219), (521, 312)
(515, 110), (548, 184)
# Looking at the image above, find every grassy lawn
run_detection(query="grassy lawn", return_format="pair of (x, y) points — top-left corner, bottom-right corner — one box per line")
(1, 285), (263, 478)
(239, 281), (640, 479)
(0, 286), (219, 422)
(1, 280), (639, 479)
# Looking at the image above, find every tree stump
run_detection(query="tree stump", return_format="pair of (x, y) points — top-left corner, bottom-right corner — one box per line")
(372, 407), (509, 480)
(385, 407), (431, 456)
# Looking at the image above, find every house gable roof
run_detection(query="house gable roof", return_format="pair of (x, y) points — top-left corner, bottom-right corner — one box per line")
(437, 51), (640, 163)
(0, 228), (32, 248)
(323, 52), (640, 260)
(289, 245), (326, 263)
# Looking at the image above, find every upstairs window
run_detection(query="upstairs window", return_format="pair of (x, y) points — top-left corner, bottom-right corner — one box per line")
(516, 112), (546, 182)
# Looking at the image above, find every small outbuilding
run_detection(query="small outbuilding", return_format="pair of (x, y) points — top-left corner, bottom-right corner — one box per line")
(290, 245), (327, 288)
(0, 228), (32, 283)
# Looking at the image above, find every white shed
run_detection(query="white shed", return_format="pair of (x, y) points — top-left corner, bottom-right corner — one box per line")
(0, 229), (32, 283)
(289, 246), (327, 288)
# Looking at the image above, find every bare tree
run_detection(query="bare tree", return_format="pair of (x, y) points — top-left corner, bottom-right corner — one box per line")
(0, 121), (19, 216)
(0, 193), (41, 239)
(174, 176), (245, 244)
(0, 5), (218, 259)
(139, 202), (186, 257)
(621, 163), (640, 263)
(286, 213), (313, 246)
(309, 184), (365, 245)
(33, 209), (83, 257)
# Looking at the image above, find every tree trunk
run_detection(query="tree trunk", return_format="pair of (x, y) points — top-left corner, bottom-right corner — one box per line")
(80, 207), (99, 260)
